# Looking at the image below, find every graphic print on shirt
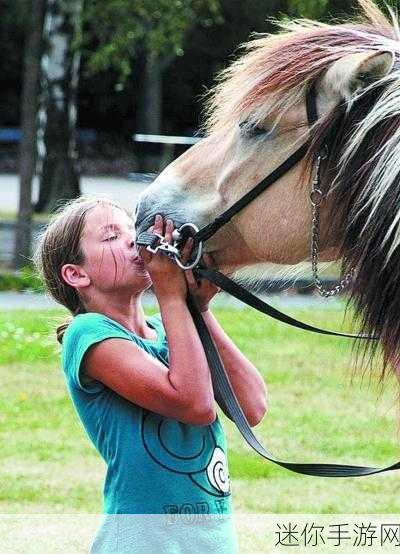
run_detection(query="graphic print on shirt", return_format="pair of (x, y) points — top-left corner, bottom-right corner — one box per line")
(141, 411), (230, 497)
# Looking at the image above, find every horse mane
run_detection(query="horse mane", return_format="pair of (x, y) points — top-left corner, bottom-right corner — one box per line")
(205, 1), (400, 380)
(205, 0), (399, 132)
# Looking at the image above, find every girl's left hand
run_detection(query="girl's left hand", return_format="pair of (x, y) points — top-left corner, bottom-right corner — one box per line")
(181, 239), (220, 313)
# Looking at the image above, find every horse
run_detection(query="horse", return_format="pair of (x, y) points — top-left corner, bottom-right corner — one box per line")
(136, 0), (400, 380)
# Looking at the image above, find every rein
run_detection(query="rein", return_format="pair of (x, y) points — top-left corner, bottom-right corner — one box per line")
(136, 84), (400, 477)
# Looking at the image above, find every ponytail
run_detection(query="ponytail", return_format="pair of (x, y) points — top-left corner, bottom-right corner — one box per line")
(56, 306), (86, 344)
(56, 317), (73, 345)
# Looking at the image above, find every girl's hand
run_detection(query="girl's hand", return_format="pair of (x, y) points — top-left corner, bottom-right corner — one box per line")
(181, 241), (220, 313)
(139, 215), (187, 301)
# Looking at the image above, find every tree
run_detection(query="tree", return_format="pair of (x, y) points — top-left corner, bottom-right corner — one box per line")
(82, 0), (222, 169)
(83, 0), (222, 82)
(288, 0), (328, 18)
(35, 0), (83, 213)
(0, 0), (27, 128)
(13, 0), (45, 269)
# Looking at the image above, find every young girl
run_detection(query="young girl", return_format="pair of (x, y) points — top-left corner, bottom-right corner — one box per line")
(34, 196), (267, 552)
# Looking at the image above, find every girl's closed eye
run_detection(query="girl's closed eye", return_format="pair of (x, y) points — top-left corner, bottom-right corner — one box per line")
(103, 235), (119, 242)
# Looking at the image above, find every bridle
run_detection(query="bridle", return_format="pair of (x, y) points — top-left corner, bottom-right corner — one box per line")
(136, 83), (400, 477)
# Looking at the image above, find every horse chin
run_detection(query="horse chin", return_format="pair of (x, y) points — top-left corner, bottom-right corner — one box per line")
(204, 248), (257, 277)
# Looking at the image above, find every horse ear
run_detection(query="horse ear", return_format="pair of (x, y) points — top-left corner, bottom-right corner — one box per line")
(321, 51), (394, 102)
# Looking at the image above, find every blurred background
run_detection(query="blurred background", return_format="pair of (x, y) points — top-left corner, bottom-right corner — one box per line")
(0, 0), (385, 287)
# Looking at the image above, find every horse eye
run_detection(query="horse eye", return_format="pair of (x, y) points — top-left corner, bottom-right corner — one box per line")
(239, 120), (268, 139)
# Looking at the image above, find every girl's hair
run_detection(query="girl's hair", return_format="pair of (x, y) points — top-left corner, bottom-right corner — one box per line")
(33, 196), (124, 344)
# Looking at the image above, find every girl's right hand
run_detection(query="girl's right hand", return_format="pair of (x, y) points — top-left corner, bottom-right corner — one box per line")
(139, 215), (188, 301)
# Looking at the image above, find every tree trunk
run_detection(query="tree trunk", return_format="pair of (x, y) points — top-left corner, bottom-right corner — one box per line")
(142, 52), (163, 134)
(13, 0), (45, 269)
(137, 51), (163, 172)
(35, 0), (82, 213)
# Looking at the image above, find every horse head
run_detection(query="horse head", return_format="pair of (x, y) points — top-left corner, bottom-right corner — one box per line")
(136, 0), (400, 374)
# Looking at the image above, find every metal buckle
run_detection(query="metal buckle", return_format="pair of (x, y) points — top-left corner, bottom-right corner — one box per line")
(145, 224), (203, 270)
(172, 223), (203, 270)
(146, 233), (180, 257)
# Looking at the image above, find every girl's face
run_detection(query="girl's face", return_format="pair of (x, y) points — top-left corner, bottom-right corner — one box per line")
(78, 203), (152, 294)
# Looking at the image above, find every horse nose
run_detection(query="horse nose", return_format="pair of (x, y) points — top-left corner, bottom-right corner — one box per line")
(135, 193), (156, 234)
(135, 187), (177, 233)
(135, 180), (203, 235)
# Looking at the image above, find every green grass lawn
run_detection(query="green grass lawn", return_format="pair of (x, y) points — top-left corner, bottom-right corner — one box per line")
(1, 306), (399, 516)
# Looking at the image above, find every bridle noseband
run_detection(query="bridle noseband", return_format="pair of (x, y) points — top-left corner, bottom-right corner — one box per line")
(136, 84), (400, 478)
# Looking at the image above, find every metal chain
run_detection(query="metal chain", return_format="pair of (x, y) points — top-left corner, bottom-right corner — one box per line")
(310, 153), (355, 297)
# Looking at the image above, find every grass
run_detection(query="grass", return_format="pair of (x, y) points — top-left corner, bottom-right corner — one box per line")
(0, 266), (44, 292)
(1, 306), (399, 517)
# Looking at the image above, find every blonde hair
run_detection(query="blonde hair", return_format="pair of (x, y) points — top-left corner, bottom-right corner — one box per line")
(33, 196), (125, 344)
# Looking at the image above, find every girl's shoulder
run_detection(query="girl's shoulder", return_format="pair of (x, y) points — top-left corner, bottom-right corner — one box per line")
(63, 312), (165, 351)
(64, 311), (127, 340)
(61, 312), (134, 392)
(61, 311), (167, 392)
(62, 312), (132, 358)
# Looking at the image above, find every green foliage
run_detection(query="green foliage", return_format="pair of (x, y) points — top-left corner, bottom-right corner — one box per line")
(82, 0), (222, 80)
(0, 309), (60, 365)
(0, 267), (44, 293)
(288, 0), (329, 19)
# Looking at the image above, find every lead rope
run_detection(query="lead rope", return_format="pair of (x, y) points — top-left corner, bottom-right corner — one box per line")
(187, 294), (400, 477)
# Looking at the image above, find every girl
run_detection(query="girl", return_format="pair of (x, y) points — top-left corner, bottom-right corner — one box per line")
(34, 196), (267, 553)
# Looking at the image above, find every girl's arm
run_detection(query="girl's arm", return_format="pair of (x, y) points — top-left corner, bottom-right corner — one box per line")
(85, 297), (216, 425)
(201, 308), (267, 427)
(184, 254), (267, 427)
(85, 216), (216, 426)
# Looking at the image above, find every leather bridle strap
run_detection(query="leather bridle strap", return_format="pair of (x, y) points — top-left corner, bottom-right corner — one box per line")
(187, 294), (400, 477)
(193, 81), (319, 245)
(193, 141), (310, 244)
(195, 267), (371, 339)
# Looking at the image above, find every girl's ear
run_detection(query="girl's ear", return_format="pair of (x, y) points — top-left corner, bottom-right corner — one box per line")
(61, 264), (91, 289)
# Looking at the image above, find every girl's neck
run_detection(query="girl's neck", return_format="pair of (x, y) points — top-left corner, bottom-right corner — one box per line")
(84, 292), (156, 340)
